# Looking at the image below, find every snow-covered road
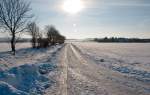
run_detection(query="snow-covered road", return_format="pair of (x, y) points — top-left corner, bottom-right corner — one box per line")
(64, 44), (108, 95)
(0, 42), (150, 95)
(57, 43), (150, 95)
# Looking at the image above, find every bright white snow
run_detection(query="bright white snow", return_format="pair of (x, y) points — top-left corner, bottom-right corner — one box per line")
(0, 43), (64, 95)
(0, 42), (150, 95)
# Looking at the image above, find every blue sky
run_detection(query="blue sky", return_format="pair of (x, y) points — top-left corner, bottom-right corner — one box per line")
(29, 0), (150, 39)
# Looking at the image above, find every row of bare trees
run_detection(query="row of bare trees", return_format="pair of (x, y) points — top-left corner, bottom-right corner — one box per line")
(27, 22), (39, 48)
(46, 25), (65, 45)
(0, 0), (65, 55)
(27, 23), (65, 48)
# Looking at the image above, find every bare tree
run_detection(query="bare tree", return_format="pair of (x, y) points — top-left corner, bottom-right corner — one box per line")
(0, 0), (32, 55)
(46, 25), (65, 45)
(46, 25), (59, 45)
(27, 22), (39, 48)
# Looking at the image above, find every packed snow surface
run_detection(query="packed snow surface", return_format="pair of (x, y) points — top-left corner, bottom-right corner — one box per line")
(0, 42), (150, 95)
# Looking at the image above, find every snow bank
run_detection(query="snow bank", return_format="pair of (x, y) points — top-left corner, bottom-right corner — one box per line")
(0, 63), (56, 95)
(0, 81), (27, 95)
(0, 43), (64, 95)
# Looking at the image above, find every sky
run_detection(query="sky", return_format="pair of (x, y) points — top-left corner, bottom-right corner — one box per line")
(28, 0), (150, 39)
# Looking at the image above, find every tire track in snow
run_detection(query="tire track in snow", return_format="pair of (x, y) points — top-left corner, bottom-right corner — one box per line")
(66, 44), (108, 95)
(59, 44), (68, 95)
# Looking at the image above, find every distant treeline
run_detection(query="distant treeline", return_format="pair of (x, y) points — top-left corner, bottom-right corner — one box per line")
(94, 37), (150, 43)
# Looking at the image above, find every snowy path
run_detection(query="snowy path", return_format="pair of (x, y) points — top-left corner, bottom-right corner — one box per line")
(65, 44), (108, 95)
(57, 43), (150, 95)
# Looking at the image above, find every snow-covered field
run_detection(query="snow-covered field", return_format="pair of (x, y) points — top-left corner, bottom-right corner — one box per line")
(0, 43), (64, 95)
(0, 43), (31, 52)
(0, 42), (150, 95)
(74, 42), (150, 71)
(73, 42), (150, 74)
(73, 42), (150, 94)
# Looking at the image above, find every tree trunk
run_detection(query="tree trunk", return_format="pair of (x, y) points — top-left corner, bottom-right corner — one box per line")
(32, 37), (36, 48)
(11, 32), (16, 55)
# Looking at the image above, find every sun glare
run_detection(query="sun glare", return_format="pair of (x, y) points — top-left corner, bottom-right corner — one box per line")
(63, 0), (84, 14)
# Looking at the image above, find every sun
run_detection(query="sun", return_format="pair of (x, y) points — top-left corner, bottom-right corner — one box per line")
(63, 0), (84, 14)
